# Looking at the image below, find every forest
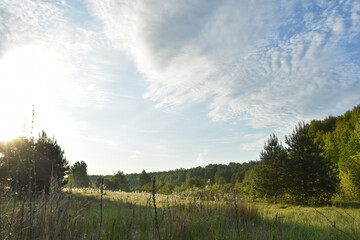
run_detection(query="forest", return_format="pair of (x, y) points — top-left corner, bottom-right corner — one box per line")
(1, 105), (359, 204)
(0, 105), (359, 239)
(84, 105), (360, 205)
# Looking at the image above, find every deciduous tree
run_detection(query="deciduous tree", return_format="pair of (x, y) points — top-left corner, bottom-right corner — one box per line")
(138, 170), (151, 188)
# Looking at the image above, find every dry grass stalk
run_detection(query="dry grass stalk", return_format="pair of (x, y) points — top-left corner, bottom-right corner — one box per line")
(152, 177), (161, 240)
(100, 177), (104, 227)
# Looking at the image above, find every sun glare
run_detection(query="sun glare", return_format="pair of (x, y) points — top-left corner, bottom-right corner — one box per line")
(0, 104), (25, 142)
(0, 103), (28, 142)
(0, 126), (22, 142)
(0, 43), (67, 142)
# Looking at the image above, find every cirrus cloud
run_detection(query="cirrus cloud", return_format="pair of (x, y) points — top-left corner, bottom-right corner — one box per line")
(87, 0), (360, 130)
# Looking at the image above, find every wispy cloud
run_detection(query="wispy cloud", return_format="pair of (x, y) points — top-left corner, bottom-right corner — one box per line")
(241, 133), (268, 151)
(241, 138), (267, 151)
(87, 0), (360, 130)
(195, 148), (208, 166)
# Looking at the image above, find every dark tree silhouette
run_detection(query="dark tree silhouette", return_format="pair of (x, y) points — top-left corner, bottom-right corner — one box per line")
(34, 131), (69, 192)
(0, 131), (69, 193)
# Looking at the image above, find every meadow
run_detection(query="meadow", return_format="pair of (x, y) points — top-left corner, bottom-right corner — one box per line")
(1, 182), (359, 240)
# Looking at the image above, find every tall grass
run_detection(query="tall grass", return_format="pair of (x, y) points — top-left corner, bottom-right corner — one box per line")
(1, 181), (359, 239)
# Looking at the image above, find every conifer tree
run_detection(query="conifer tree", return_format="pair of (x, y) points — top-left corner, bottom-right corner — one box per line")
(286, 122), (338, 205)
(0, 132), (69, 193)
(69, 161), (90, 188)
(254, 134), (287, 204)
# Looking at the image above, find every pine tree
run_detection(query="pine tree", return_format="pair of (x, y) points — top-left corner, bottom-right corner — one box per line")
(285, 122), (338, 205)
(254, 134), (287, 204)
(0, 132), (69, 193)
(69, 161), (90, 188)
(35, 131), (69, 191)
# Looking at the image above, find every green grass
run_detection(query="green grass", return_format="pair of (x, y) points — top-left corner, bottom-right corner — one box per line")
(256, 202), (360, 240)
(1, 187), (359, 239)
(68, 188), (360, 240)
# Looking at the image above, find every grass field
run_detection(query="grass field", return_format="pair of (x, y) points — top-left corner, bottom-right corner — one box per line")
(1, 186), (359, 239)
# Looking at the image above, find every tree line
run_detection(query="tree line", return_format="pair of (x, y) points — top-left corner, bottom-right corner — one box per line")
(1, 105), (359, 206)
(87, 162), (257, 194)
(85, 105), (360, 205)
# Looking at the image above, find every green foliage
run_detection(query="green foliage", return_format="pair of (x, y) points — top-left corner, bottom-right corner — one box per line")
(97, 171), (129, 191)
(158, 183), (175, 194)
(204, 164), (218, 183)
(92, 104), (360, 204)
(233, 166), (256, 197)
(95, 176), (103, 188)
(214, 168), (232, 185)
(0, 131), (69, 193)
(286, 122), (338, 205)
(310, 105), (360, 200)
(34, 132), (69, 190)
(185, 176), (207, 189)
(140, 182), (153, 192)
(338, 117), (360, 199)
(254, 134), (287, 204)
(69, 161), (90, 188)
(111, 171), (129, 191)
(186, 166), (205, 179)
(138, 169), (151, 188)
(0, 137), (33, 189)
(114, 162), (258, 193)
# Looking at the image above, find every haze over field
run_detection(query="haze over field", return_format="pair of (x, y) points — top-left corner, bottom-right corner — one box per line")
(0, 0), (359, 174)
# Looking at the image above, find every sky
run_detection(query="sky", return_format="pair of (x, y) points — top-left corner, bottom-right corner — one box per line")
(0, 0), (359, 174)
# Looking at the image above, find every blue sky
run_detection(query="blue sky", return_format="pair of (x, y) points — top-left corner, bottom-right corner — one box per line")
(0, 0), (359, 174)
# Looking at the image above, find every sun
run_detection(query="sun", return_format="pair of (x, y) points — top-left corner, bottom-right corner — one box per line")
(0, 115), (24, 142)
(0, 44), (49, 142)
(0, 95), (28, 142)
(0, 128), (22, 142)
(0, 105), (27, 142)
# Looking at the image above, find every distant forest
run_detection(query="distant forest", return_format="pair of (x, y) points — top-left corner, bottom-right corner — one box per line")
(87, 104), (360, 205)
(1, 105), (359, 205)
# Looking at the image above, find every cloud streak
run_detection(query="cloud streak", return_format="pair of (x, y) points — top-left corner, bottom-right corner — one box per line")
(88, 0), (360, 130)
